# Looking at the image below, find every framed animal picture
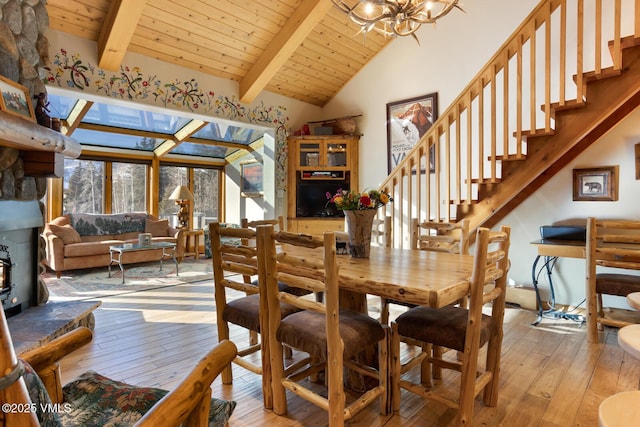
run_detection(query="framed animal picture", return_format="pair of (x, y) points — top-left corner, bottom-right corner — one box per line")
(573, 166), (618, 201)
(386, 92), (438, 174)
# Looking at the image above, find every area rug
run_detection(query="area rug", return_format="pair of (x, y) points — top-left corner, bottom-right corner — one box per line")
(43, 258), (214, 302)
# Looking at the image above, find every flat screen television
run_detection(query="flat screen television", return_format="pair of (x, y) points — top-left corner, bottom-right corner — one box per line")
(296, 179), (349, 218)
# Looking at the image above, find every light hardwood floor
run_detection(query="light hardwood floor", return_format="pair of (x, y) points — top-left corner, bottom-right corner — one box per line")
(54, 278), (639, 427)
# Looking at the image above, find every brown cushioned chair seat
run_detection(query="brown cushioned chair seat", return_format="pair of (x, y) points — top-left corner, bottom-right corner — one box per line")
(223, 294), (301, 333)
(276, 308), (385, 361)
(251, 279), (311, 297)
(395, 306), (497, 352)
(596, 273), (640, 297)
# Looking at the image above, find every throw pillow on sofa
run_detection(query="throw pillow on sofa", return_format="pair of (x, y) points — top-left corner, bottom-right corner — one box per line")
(49, 224), (82, 244)
(145, 219), (169, 237)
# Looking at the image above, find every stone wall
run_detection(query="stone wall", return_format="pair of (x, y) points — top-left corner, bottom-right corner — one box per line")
(0, 0), (50, 306)
(0, 0), (49, 201)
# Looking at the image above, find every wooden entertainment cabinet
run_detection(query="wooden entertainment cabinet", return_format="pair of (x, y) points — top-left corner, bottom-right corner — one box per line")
(287, 135), (359, 235)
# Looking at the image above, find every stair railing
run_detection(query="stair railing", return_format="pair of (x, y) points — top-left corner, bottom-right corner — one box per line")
(379, 0), (636, 248)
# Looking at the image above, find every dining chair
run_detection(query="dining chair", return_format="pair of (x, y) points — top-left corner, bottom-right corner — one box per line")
(371, 215), (392, 248)
(240, 216), (288, 347)
(380, 218), (470, 325)
(257, 226), (389, 426)
(241, 215), (286, 232)
(209, 221), (303, 410)
(585, 218), (640, 343)
(390, 225), (511, 426)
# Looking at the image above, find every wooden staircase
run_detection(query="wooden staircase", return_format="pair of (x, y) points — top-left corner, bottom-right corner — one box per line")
(379, 0), (640, 247)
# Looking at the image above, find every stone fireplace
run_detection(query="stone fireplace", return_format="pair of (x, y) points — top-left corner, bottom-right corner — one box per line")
(0, 1), (80, 322)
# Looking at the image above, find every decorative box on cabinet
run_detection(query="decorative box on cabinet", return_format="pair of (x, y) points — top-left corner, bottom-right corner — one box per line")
(287, 135), (359, 235)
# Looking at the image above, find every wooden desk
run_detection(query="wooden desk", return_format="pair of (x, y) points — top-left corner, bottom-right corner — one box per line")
(530, 239), (586, 325)
(530, 239), (585, 259)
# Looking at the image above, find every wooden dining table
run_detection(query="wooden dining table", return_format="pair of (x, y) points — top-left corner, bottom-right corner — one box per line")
(278, 243), (475, 408)
(285, 243), (474, 311)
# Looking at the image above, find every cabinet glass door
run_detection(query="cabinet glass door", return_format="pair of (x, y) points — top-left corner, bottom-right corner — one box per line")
(326, 143), (347, 167)
(299, 143), (320, 167)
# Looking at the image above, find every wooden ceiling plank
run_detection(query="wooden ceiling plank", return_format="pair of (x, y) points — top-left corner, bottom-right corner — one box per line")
(136, 15), (262, 61)
(98, 0), (148, 71)
(134, 19), (259, 69)
(239, 0), (333, 104)
(129, 35), (246, 80)
(271, 69), (341, 95)
(153, 0), (275, 45)
(131, 28), (252, 73)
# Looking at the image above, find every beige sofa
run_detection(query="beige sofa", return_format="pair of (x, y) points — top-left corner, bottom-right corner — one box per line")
(43, 213), (184, 278)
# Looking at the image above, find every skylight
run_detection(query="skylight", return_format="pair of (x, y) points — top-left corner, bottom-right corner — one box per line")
(45, 92), (270, 160)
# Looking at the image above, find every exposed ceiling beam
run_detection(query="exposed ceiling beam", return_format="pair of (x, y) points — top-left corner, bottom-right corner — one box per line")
(97, 0), (147, 71)
(239, 0), (333, 104)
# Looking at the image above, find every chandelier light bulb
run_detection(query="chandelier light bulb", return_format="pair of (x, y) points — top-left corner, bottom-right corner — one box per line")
(332, 0), (463, 43)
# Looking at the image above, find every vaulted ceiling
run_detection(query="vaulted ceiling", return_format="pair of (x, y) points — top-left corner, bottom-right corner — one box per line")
(45, 0), (393, 107)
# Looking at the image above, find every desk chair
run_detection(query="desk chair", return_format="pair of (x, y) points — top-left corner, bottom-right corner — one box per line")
(585, 218), (640, 343)
(380, 218), (470, 325)
(0, 308), (237, 427)
(258, 226), (389, 426)
(598, 293), (640, 427)
(390, 225), (511, 426)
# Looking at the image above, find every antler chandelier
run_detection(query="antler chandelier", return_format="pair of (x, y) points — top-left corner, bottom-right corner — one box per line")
(332, 0), (463, 42)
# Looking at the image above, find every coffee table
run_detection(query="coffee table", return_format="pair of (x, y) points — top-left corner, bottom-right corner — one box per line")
(108, 242), (178, 284)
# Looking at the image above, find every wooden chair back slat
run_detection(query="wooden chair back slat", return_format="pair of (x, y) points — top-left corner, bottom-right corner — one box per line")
(259, 225), (388, 424)
(209, 221), (273, 408)
(586, 217), (640, 343)
(411, 218), (470, 255)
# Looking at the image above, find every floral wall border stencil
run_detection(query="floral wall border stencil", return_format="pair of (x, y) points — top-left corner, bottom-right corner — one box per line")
(43, 48), (290, 189)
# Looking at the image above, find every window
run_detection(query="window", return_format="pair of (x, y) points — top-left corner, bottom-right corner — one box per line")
(112, 162), (147, 213)
(159, 166), (188, 227)
(193, 168), (219, 229)
(63, 159), (104, 214)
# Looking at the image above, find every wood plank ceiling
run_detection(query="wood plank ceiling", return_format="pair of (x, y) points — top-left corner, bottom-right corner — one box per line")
(45, 0), (392, 107)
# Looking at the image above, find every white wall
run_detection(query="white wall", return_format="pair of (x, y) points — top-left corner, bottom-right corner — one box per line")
(323, 0), (540, 189)
(323, 0), (640, 308)
(503, 106), (640, 309)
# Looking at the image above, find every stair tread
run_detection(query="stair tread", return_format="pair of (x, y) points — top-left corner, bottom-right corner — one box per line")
(541, 99), (586, 113)
(519, 129), (555, 138)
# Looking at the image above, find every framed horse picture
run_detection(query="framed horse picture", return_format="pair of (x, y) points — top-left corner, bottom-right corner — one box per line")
(386, 92), (438, 174)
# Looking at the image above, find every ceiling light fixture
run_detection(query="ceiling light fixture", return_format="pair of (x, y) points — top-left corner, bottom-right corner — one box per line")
(332, 0), (463, 43)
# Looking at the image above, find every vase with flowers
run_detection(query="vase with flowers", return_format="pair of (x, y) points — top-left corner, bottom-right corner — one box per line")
(327, 188), (393, 257)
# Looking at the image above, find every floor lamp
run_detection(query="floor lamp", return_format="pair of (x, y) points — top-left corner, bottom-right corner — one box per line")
(169, 185), (194, 229)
